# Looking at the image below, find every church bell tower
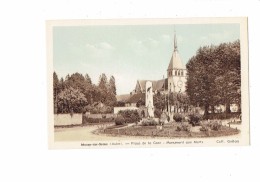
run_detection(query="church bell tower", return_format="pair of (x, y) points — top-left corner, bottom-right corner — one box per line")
(167, 31), (186, 93)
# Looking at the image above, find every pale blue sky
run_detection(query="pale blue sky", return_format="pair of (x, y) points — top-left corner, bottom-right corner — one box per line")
(53, 24), (240, 95)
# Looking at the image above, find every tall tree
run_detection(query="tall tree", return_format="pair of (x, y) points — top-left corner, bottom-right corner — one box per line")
(98, 73), (108, 91)
(53, 72), (59, 113)
(186, 40), (241, 116)
(57, 87), (88, 113)
(85, 73), (92, 85)
(108, 76), (117, 95)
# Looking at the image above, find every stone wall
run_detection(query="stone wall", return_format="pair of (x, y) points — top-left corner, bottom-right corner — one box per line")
(54, 114), (82, 126)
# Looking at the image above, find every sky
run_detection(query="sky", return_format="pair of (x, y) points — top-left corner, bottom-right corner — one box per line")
(53, 23), (240, 95)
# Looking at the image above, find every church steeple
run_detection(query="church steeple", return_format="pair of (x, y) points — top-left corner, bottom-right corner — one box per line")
(167, 29), (187, 94)
(167, 31), (184, 71)
(174, 31), (178, 52)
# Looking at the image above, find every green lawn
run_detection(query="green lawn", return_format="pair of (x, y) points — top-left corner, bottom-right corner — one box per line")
(102, 123), (240, 138)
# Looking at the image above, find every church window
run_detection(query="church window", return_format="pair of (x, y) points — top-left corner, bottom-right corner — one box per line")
(175, 70), (177, 75)
(181, 71), (183, 76)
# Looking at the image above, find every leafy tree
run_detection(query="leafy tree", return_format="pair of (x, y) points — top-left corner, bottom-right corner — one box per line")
(186, 40), (241, 116)
(53, 71), (118, 114)
(53, 72), (59, 113)
(108, 76), (117, 95)
(98, 73), (108, 91)
(85, 74), (92, 85)
(57, 87), (88, 113)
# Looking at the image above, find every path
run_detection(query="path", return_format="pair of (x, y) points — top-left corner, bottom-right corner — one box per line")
(54, 125), (140, 141)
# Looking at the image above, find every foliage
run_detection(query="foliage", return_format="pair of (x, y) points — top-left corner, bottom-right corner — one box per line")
(141, 118), (158, 126)
(153, 92), (190, 113)
(108, 76), (116, 95)
(106, 124), (127, 129)
(116, 101), (126, 107)
(82, 116), (115, 124)
(118, 110), (141, 123)
(199, 125), (209, 132)
(186, 40), (241, 116)
(115, 116), (126, 125)
(176, 122), (191, 132)
(57, 87), (88, 113)
(154, 109), (162, 118)
(173, 113), (184, 122)
(204, 112), (241, 120)
(189, 113), (203, 126)
(136, 99), (145, 107)
(208, 121), (222, 131)
(53, 72), (117, 114)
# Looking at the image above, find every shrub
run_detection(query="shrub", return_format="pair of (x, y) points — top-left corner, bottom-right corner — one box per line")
(208, 121), (222, 131)
(176, 126), (182, 131)
(115, 116), (125, 125)
(181, 123), (191, 132)
(173, 113), (184, 122)
(106, 124), (126, 129)
(176, 122), (191, 132)
(154, 109), (162, 118)
(189, 113), (202, 126)
(118, 110), (141, 123)
(141, 118), (158, 126)
(82, 117), (114, 124)
(204, 112), (241, 120)
(199, 125), (209, 132)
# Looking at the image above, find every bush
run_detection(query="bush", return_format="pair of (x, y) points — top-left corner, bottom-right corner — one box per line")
(189, 113), (202, 126)
(176, 123), (191, 132)
(115, 116), (125, 125)
(118, 110), (141, 123)
(208, 121), (222, 131)
(82, 116), (114, 124)
(154, 109), (162, 118)
(199, 125), (209, 132)
(141, 118), (158, 126)
(204, 112), (241, 120)
(173, 113), (184, 122)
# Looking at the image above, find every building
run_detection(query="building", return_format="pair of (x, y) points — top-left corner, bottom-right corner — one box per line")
(167, 33), (187, 93)
(131, 32), (186, 96)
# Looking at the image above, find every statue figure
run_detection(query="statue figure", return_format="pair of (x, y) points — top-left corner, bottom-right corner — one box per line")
(147, 101), (154, 118)
(145, 81), (154, 118)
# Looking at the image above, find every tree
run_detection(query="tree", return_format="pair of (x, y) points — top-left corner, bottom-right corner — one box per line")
(108, 76), (117, 95)
(53, 72), (59, 113)
(57, 87), (88, 113)
(214, 41), (241, 113)
(98, 73), (108, 91)
(186, 40), (241, 116)
(85, 74), (92, 85)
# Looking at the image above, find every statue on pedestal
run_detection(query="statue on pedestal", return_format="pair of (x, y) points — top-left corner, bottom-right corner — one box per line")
(145, 81), (154, 118)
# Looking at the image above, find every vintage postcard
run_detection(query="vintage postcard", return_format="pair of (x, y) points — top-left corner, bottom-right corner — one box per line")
(47, 18), (249, 149)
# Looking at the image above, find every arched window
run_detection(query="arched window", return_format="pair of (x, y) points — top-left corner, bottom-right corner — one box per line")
(181, 71), (183, 76)
(178, 70), (180, 76)
(175, 70), (177, 76)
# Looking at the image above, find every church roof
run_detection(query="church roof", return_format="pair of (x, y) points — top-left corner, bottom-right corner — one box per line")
(167, 32), (185, 70)
(137, 79), (168, 92)
(116, 94), (130, 102)
(168, 51), (185, 70)
(128, 93), (145, 103)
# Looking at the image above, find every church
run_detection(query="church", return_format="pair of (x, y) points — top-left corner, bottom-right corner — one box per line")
(131, 32), (187, 96)
(116, 32), (187, 108)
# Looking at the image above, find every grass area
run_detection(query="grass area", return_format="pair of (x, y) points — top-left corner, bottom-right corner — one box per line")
(102, 123), (240, 138)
